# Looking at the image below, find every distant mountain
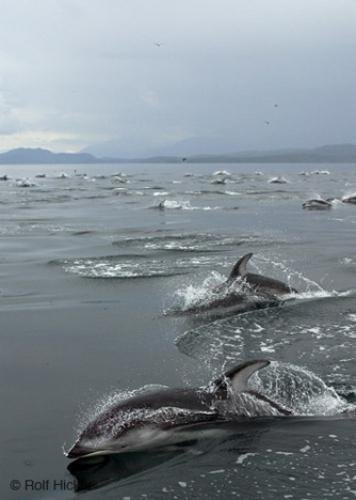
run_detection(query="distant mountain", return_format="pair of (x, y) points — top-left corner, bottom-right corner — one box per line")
(140, 143), (356, 163)
(0, 144), (356, 164)
(82, 141), (155, 159)
(0, 148), (101, 164)
(150, 137), (239, 157)
(213, 143), (356, 163)
(82, 136), (237, 159)
(83, 142), (356, 163)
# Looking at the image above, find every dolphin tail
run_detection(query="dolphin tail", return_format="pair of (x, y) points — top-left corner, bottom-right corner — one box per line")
(228, 253), (253, 281)
(212, 359), (270, 396)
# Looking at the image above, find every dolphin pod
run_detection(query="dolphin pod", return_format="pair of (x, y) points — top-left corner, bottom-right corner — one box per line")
(66, 255), (299, 461)
(66, 360), (291, 460)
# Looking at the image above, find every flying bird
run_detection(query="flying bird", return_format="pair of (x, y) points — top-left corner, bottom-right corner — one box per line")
(154, 41), (162, 47)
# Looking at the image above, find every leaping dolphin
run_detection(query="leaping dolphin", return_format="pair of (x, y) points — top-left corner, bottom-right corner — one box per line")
(66, 360), (291, 460)
(342, 194), (356, 205)
(227, 253), (297, 296)
(181, 253), (297, 314)
(302, 199), (332, 210)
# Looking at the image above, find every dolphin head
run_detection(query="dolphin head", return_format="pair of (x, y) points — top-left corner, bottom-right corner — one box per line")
(66, 421), (120, 459)
(66, 402), (209, 459)
(66, 428), (148, 458)
(66, 439), (100, 459)
(66, 408), (150, 459)
(66, 414), (204, 459)
(67, 423), (159, 459)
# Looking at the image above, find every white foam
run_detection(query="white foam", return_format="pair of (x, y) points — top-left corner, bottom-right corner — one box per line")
(300, 444), (311, 453)
(16, 178), (37, 188)
(252, 255), (324, 294)
(155, 199), (221, 211)
(213, 170), (231, 176)
(174, 271), (227, 311)
(342, 191), (356, 202)
(268, 176), (288, 184)
(224, 190), (240, 196)
(236, 452), (257, 464)
(250, 361), (347, 417)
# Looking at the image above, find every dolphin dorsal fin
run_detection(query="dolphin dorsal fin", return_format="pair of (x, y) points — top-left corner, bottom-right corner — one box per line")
(228, 253), (253, 280)
(224, 359), (270, 392)
(212, 360), (270, 396)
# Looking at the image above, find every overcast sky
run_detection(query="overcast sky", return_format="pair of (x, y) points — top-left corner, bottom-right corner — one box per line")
(0, 0), (356, 156)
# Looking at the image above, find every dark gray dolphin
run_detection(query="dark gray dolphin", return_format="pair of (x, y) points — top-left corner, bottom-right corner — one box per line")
(182, 253), (297, 314)
(302, 199), (332, 210)
(228, 253), (298, 295)
(342, 195), (356, 205)
(66, 360), (291, 459)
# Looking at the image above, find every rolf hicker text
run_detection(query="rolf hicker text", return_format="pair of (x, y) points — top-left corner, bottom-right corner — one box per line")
(10, 479), (76, 491)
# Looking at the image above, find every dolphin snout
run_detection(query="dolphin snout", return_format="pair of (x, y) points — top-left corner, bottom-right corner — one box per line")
(66, 442), (93, 459)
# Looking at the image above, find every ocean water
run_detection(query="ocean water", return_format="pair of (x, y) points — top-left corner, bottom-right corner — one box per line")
(0, 162), (356, 499)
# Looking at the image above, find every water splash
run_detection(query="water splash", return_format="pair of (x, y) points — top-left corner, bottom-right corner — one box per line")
(56, 254), (220, 279)
(250, 362), (348, 416)
(152, 199), (221, 211)
(113, 232), (266, 252)
(252, 255), (324, 294)
(174, 271), (227, 311)
(342, 191), (356, 203)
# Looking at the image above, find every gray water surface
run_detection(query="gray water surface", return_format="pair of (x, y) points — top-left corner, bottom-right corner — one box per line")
(0, 163), (356, 499)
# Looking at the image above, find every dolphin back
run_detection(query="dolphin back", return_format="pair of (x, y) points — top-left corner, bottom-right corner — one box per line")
(228, 253), (297, 295)
(246, 273), (298, 295)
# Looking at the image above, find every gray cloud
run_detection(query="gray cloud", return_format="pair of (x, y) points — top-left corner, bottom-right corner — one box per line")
(0, 0), (356, 155)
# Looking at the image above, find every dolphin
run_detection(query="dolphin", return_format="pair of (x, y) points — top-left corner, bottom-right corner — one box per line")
(342, 195), (356, 205)
(226, 253), (297, 295)
(302, 199), (332, 210)
(181, 253), (297, 314)
(268, 176), (288, 184)
(66, 360), (291, 459)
